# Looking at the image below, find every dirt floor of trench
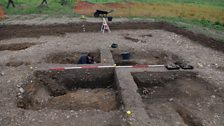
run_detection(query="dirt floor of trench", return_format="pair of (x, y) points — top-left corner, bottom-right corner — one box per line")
(133, 71), (224, 126)
(17, 69), (120, 112)
(111, 49), (183, 66)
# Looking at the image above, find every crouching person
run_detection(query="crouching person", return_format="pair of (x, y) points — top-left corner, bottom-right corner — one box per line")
(78, 53), (96, 64)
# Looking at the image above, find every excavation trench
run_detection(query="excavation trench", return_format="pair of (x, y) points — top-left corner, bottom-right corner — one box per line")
(17, 68), (120, 112)
(44, 50), (101, 64)
(132, 71), (224, 126)
(111, 49), (183, 66)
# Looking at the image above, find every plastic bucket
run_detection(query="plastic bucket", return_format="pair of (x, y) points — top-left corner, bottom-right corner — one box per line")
(111, 43), (118, 48)
(108, 17), (113, 21)
(121, 52), (130, 60)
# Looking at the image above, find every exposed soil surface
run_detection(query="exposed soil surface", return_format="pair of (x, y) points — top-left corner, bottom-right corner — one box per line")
(46, 89), (117, 111)
(0, 42), (37, 51)
(133, 71), (224, 126)
(1, 22), (224, 53)
(17, 69), (119, 112)
(0, 20), (224, 126)
(5, 61), (31, 67)
(111, 49), (183, 66)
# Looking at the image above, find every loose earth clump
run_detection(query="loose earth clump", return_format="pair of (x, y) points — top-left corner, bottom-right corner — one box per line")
(0, 42), (36, 51)
(132, 71), (224, 126)
(17, 68), (119, 112)
(111, 49), (184, 66)
(44, 51), (101, 64)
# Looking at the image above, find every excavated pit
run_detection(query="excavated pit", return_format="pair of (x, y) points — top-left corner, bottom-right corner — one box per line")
(132, 71), (224, 126)
(0, 42), (36, 51)
(111, 49), (183, 66)
(17, 68), (120, 112)
(44, 50), (100, 64)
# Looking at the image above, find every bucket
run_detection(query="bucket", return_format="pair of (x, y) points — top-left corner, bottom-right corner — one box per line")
(108, 16), (113, 21)
(121, 52), (130, 60)
(111, 43), (118, 48)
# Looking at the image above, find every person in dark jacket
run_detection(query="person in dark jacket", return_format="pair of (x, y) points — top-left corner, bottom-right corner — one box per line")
(40, 0), (48, 5)
(78, 53), (96, 64)
(7, 0), (15, 9)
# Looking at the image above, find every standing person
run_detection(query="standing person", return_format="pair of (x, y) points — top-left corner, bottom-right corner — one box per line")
(40, 0), (48, 6)
(6, 0), (15, 9)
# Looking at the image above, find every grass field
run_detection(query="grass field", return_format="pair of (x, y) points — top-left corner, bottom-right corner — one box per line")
(78, 2), (224, 22)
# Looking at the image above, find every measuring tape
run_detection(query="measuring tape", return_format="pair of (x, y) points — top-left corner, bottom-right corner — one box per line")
(49, 64), (165, 70)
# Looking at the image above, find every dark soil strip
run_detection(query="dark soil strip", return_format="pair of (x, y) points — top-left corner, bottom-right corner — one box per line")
(0, 22), (224, 52)
(141, 34), (153, 37)
(124, 36), (139, 42)
(6, 61), (31, 67)
(0, 42), (36, 51)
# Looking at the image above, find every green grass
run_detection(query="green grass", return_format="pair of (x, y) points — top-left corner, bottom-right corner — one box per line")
(154, 16), (224, 41)
(154, 17), (224, 30)
(128, 16), (224, 41)
(1, 0), (223, 15)
(0, 0), (76, 15)
(83, 0), (224, 7)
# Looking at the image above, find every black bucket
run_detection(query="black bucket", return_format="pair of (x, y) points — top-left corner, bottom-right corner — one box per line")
(165, 64), (180, 70)
(111, 43), (118, 48)
(121, 52), (130, 60)
(108, 17), (113, 21)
